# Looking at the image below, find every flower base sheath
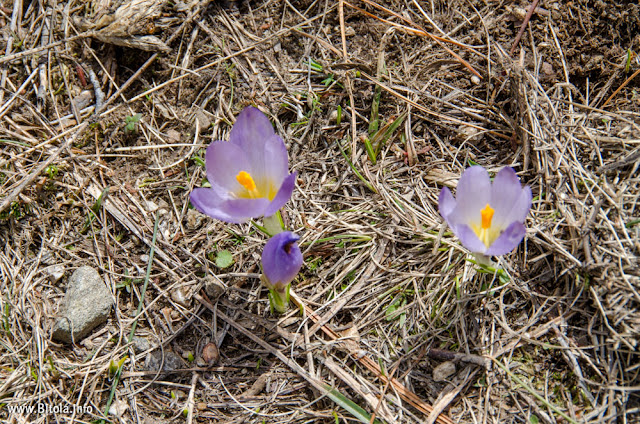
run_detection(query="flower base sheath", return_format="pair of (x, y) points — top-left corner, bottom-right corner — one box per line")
(439, 166), (532, 256)
(190, 107), (297, 223)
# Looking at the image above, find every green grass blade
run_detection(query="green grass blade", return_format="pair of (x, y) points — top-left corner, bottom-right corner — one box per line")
(369, 85), (381, 136)
(81, 187), (109, 233)
(323, 384), (380, 424)
(373, 113), (406, 157)
(363, 137), (377, 164)
(337, 141), (377, 193)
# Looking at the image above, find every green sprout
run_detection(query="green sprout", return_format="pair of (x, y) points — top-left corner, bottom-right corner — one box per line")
(192, 152), (206, 168)
(306, 257), (322, 272)
(304, 58), (324, 73)
(108, 356), (128, 378)
(364, 114), (406, 165)
(81, 187), (108, 233)
(124, 113), (142, 134)
(45, 164), (59, 179)
(321, 73), (337, 87)
(625, 49), (634, 73)
(0, 201), (29, 220)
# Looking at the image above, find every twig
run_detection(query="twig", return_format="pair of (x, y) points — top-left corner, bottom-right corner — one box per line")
(426, 366), (478, 424)
(297, 239), (388, 344)
(0, 68), (39, 120)
(0, 0), (22, 104)
(426, 348), (490, 368)
(338, 0), (358, 162)
(195, 294), (381, 421)
(103, 211), (160, 423)
(346, 0), (482, 78)
(319, 355), (396, 423)
(86, 67), (105, 110)
(509, 0), (540, 56)
(360, 71), (511, 140)
(601, 68), (640, 108)
(0, 33), (92, 65)
(185, 373), (199, 424)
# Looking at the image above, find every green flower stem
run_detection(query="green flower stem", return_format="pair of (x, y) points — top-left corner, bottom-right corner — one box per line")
(473, 253), (493, 267)
(263, 212), (284, 236)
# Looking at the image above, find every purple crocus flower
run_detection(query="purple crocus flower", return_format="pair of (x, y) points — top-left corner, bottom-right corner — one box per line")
(190, 107), (297, 224)
(439, 166), (532, 256)
(261, 231), (303, 313)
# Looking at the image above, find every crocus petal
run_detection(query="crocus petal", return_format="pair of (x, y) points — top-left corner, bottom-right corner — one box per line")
(205, 141), (252, 193)
(438, 187), (456, 223)
(190, 187), (227, 215)
(485, 222), (526, 256)
(490, 167), (528, 229)
(500, 186), (532, 229)
(261, 134), (289, 186)
(262, 231), (303, 288)
(226, 108), (288, 193)
(455, 224), (488, 254)
(229, 107), (276, 148)
(263, 172), (297, 217)
(229, 107), (276, 180)
(454, 166), (491, 225)
(190, 188), (269, 223)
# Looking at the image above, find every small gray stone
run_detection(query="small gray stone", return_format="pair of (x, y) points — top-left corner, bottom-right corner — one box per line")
(146, 200), (159, 213)
(165, 129), (181, 143)
(40, 249), (56, 266)
(72, 90), (94, 111)
(171, 286), (190, 308)
(45, 264), (65, 283)
(52, 266), (113, 343)
(131, 336), (153, 354)
(185, 209), (203, 230)
(204, 275), (226, 299)
(145, 349), (184, 375)
(432, 361), (456, 382)
(193, 109), (211, 133)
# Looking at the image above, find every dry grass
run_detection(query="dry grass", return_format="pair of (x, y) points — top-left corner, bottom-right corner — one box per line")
(1, 0), (639, 423)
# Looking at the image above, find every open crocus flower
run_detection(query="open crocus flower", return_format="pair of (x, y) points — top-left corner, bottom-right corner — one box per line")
(439, 166), (532, 256)
(190, 107), (297, 224)
(261, 231), (303, 313)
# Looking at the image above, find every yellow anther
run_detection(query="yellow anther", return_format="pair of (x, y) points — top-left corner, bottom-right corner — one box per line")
(236, 171), (256, 192)
(480, 204), (495, 230)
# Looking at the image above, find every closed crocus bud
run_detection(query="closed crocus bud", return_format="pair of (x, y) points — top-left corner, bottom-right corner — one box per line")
(261, 231), (302, 313)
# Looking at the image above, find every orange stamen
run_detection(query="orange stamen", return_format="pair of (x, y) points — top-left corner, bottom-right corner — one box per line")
(481, 204), (494, 229)
(236, 171), (256, 192)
